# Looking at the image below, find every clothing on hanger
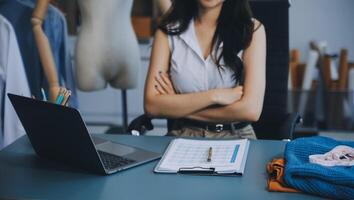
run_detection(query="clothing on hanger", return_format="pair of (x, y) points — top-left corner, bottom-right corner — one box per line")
(0, 15), (31, 149)
(0, 0), (42, 100)
(0, 0), (78, 108)
(0, 65), (5, 144)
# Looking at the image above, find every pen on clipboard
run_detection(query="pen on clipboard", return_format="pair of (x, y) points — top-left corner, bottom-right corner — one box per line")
(207, 147), (212, 162)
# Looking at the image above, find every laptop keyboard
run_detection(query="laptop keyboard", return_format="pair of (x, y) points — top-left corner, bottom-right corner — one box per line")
(98, 150), (135, 170)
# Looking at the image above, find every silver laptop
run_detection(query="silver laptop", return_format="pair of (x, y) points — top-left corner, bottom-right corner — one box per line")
(8, 93), (161, 175)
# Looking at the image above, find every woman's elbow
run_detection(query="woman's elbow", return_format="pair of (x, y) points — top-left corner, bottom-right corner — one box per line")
(144, 99), (159, 117)
(244, 109), (262, 122)
(238, 102), (263, 122)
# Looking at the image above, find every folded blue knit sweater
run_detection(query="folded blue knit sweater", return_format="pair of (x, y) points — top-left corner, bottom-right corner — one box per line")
(284, 136), (354, 200)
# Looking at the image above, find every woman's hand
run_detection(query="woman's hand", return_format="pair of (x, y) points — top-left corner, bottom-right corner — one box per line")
(154, 71), (176, 95)
(210, 86), (243, 105)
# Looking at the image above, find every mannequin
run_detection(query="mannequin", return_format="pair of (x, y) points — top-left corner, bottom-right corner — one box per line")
(32, 0), (60, 101)
(32, 0), (171, 95)
(75, 0), (141, 91)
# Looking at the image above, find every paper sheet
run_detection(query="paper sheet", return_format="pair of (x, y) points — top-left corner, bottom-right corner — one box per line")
(157, 139), (249, 173)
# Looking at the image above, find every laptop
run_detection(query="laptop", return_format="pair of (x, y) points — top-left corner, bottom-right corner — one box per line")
(8, 93), (161, 175)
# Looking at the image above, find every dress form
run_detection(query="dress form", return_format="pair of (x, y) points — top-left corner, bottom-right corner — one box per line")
(76, 0), (141, 91)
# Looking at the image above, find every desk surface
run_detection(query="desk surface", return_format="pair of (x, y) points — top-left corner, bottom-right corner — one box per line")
(0, 135), (326, 200)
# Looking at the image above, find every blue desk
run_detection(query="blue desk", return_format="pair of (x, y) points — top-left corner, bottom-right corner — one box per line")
(0, 135), (326, 200)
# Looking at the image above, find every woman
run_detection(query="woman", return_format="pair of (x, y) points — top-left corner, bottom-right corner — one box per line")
(144, 0), (266, 139)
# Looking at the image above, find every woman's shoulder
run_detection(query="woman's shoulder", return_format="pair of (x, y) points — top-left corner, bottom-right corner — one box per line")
(251, 18), (264, 32)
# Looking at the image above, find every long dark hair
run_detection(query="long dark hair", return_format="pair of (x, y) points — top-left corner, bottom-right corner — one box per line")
(159, 0), (255, 82)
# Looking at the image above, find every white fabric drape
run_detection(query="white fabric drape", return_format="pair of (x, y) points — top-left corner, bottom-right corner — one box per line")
(0, 15), (31, 149)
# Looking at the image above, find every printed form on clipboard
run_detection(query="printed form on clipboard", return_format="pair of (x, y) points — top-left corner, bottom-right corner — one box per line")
(154, 138), (250, 176)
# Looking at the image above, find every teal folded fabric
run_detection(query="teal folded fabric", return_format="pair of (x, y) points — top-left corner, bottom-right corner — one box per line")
(284, 136), (354, 200)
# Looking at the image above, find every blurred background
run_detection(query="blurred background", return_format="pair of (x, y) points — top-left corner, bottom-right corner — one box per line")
(36, 0), (354, 139)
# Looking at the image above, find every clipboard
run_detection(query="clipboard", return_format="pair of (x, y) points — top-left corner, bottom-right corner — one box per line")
(154, 138), (250, 176)
(177, 167), (243, 176)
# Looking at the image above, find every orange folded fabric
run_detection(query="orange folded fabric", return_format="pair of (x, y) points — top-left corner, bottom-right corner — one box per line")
(267, 158), (300, 193)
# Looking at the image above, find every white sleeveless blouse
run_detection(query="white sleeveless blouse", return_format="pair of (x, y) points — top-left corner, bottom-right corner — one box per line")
(168, 20), (243, 94)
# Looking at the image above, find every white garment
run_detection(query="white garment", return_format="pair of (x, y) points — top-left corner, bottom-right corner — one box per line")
(309, 145), (354, 167)
(0, 15), (31, 149)
(168, 20), (243, 94)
